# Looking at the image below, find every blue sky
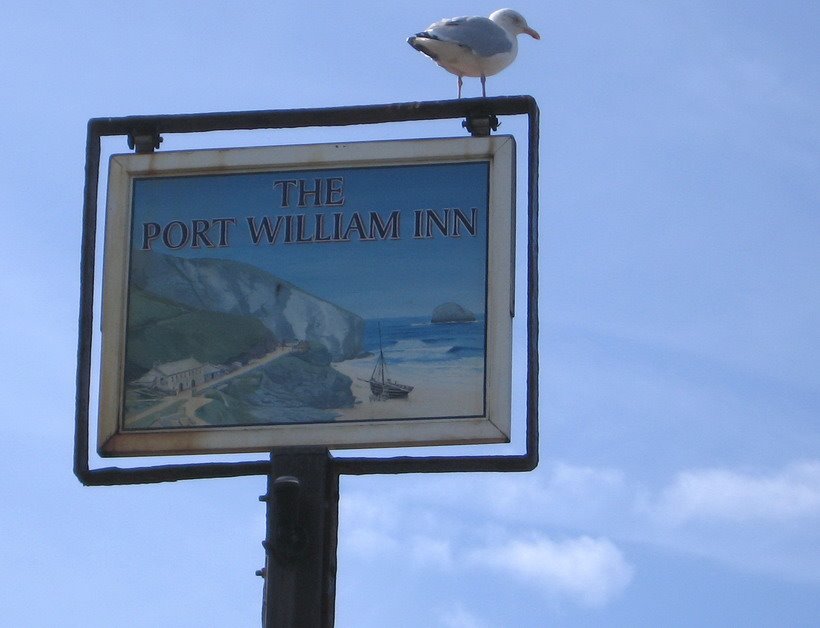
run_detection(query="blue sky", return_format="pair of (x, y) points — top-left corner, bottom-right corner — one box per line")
(1, 1), (818, 626)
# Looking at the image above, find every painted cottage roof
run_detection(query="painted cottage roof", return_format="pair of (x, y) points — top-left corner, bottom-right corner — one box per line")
(153, 358), (204, 377)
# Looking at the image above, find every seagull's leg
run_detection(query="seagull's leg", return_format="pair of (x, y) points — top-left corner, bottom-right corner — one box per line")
(457, 76), (463, 98)
(481, 74), (487, 97)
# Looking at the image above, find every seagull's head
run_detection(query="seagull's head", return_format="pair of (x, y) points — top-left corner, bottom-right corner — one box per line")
(490, 8), (541, 40)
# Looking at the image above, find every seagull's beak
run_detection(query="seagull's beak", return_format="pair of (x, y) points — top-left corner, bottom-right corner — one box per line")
(525, 26), (541, 40)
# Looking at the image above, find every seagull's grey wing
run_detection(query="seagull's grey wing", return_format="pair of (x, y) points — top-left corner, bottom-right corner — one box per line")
(426, 16), (512, 56)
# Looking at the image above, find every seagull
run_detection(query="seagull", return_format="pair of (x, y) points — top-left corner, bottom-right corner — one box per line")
(407, 8), (540, 98)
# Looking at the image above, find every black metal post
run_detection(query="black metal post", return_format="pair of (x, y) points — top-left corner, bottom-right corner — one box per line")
(260, 448), (339, 627)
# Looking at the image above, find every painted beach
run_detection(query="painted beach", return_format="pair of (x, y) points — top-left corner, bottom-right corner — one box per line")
(333, 316), (486, 422)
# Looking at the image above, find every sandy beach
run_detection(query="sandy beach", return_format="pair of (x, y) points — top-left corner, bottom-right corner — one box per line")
(331, 354), (485, 422)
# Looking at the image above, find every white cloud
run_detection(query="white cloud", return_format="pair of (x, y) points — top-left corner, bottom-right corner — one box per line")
(439, 604), (490, 628)
(432, 462), (630, 531)
(342, 525), (400, 558)
(341, 476), (636, 607)
(651, 461), (820, 525)
(490, 462), (626, 510)
(409, 535), (454, 570)
(468, 535), (634, 607)
(340, 460), (820, 589)
(340, 491), (399, 528)
(339, 491), (403, 558)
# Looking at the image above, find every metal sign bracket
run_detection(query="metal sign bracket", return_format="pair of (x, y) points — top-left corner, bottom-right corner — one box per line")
(127, 129), (162, 153)
(76, 96), (540, 484)
(463, 112), (500, 136)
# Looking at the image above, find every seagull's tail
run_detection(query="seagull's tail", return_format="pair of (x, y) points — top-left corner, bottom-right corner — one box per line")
(407, 33), (441, 60)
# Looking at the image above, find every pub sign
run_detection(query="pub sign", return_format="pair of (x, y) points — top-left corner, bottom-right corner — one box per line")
(98, 136), (515, 455)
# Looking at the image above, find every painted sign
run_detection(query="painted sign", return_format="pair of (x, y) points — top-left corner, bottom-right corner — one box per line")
(98, 137), (515, 455)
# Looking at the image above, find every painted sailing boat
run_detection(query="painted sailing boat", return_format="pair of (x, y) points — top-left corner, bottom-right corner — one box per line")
(361, 324), (414, 400)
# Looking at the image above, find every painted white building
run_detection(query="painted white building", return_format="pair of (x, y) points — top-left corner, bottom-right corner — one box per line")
(132, 357), (224, 393)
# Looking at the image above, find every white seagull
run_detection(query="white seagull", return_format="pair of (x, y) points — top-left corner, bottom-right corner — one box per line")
(408, 8), (540, 98)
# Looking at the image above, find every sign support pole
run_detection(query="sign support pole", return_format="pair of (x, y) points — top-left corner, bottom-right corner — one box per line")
(259, 448), (339, 627)
(76, 97), (540, 623)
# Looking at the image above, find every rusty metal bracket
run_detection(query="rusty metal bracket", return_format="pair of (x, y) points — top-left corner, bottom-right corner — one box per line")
(127, 129), (162, 153)
(462, 112), (500, 137)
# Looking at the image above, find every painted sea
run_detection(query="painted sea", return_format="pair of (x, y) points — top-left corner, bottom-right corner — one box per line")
(333, 315), (486, 422)
(122, 313), (486, 429)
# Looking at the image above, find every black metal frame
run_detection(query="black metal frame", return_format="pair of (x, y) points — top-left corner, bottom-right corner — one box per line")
(74, 96), (539, 485)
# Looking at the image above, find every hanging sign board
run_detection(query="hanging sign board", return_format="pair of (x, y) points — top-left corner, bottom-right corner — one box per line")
(97, 136), (515, 456)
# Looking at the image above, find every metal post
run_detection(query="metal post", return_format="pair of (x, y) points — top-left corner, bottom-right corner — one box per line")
(259, 448), (339, 627)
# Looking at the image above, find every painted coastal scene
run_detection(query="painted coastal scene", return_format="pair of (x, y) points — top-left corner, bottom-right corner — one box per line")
(120, 160), (490, 431)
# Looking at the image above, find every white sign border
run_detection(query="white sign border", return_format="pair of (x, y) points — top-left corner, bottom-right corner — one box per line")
(98, 136), (515, 456)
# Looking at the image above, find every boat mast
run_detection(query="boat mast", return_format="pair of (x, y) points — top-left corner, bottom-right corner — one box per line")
(377, 323), (386, 386)
(370, 322), (387, 386)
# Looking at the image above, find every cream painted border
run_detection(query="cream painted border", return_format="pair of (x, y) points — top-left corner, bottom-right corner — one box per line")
(98, 137), (514, 456)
